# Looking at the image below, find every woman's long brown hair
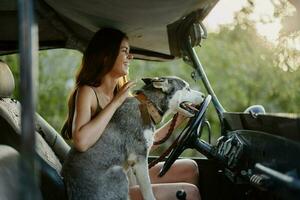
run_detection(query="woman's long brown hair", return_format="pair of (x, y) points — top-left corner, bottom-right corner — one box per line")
(61, 28), (128, 139)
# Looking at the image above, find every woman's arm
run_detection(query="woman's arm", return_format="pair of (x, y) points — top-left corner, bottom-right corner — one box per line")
(72, 82), (134, 152)
(151, 114), (187, 151)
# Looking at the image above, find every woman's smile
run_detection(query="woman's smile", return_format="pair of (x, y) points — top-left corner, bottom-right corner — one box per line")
(111, 39), (133, 77)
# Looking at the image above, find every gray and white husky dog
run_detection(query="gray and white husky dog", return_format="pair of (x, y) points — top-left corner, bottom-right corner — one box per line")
(62, 76), (204, 200)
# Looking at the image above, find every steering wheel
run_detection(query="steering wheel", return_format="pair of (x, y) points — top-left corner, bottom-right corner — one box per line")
(159, 95), (211, 177)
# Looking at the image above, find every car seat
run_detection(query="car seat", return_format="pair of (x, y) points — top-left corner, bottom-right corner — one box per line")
(0, 60), (70, 199)
(0, 145), (19, 199)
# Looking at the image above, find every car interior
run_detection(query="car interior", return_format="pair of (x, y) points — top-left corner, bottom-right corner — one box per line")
(0, 0), (299, 200)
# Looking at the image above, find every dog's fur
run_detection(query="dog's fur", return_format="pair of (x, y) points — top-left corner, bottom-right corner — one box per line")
(62, 76), (204, 200)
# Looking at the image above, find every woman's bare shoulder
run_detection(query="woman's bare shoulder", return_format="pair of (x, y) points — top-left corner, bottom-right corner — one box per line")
(76, 85), (100, 116)
(76, 85), (94, 102)
(77, 85), (94, 94)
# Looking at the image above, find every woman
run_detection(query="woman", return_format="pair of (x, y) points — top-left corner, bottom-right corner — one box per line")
(61, 28), (201, 200)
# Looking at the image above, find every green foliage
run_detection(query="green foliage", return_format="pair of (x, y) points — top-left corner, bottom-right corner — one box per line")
(37, 49), (81, 131)
(198, 25), (299, 113)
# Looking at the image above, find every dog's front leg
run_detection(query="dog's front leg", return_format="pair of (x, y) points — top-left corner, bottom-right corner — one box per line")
(132, 159), (156, 200)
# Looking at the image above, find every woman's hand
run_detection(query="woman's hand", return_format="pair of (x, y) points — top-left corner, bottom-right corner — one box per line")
(111, 81), (136, 107)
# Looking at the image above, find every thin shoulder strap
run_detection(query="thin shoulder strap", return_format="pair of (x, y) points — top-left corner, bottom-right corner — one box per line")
(91, 87), (101, 112)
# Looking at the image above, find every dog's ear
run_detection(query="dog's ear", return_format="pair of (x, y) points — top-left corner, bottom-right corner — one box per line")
(142, 78), (153, 85)
(152, 78), (171, 93)
(142, 77), (163, 85)
(142, 77), (171, 93)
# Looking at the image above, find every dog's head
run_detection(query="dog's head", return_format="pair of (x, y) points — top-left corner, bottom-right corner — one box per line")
(135, 76), (205, 118)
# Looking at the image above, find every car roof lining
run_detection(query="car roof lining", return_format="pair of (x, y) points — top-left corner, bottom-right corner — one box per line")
(0, 0), (219, 60)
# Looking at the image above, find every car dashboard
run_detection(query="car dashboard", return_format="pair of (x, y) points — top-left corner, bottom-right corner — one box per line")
(214, 113), (300, 199)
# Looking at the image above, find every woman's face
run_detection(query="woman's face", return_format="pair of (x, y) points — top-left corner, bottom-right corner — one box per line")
(111, 38), (133, 77)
